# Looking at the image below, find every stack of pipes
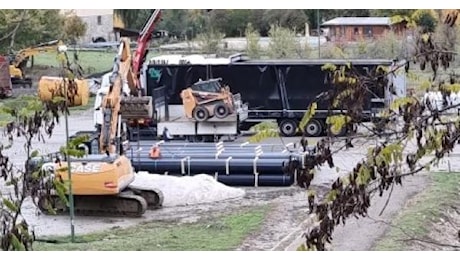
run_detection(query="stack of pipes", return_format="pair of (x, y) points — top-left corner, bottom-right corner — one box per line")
(128, 141), (316, 187)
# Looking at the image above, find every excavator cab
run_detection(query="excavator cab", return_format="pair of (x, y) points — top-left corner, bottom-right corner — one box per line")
(180, 78), (235, 122)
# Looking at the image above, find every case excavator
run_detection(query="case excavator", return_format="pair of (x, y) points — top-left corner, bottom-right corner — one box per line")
(32, 10), (164, 217)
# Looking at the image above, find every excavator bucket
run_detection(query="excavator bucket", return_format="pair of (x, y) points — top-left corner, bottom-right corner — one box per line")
(38, 76), (89, 107)
(120, 96), (153, 119)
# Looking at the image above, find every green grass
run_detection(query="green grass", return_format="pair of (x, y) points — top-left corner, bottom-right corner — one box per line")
(33, 50), (159, 76)
(373, 171), (460, 251)
(69, 96), (95, 112)
(33, 51), (118, 75)
(34, 205), (270, 251)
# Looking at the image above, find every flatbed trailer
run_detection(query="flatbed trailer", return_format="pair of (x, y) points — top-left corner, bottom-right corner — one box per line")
(141, 54), (406, 138)
(128, 85), (249, 142)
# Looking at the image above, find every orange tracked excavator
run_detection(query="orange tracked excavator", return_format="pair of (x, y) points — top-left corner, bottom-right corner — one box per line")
(34, 10), (163, 217)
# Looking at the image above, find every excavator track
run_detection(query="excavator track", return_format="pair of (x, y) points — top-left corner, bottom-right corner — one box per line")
(37, 191), (148, 218)
(129, 187), (164, 209)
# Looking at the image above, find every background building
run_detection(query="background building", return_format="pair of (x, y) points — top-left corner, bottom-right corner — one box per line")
(321, 17), (408, 42)
(61, 9), (117, 44)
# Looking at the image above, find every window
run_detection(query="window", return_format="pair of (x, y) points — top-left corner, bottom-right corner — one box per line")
(97, 16), (102, 25)
(192, 81), (222, 93)
(354, 27), (359, 35)
(363, 26), (373, 37)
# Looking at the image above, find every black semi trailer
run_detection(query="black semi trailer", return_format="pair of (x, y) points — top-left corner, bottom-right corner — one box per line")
(139, 55), (406, 138)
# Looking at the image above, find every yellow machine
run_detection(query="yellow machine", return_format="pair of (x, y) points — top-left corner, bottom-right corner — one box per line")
(37, 76), (90, 107)
(34, 41), (89, 107)
(180, 78), (236, 122)
(9, 40), (64, 87)
(35, 37), (162, 217)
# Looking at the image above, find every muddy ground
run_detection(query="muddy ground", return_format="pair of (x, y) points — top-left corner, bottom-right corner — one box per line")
(0, 108), (446, 251)
(2, 70), (457, 250)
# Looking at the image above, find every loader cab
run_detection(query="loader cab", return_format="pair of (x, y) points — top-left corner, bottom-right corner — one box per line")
(191, 78), (223, 93)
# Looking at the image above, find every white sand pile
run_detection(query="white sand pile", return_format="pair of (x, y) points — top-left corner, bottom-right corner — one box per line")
(129, 172), (246, 207)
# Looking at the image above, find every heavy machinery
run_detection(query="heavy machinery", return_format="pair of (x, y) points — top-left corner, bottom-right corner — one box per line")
(34, 37), (163, 217)
(94, 9), (162, 131)
(146, 55), (407, 138)
(35, 43), (90, 107)
(181, 78), (236, 122)
(32, 10), (164, 217)
(8, 40), (64, 88)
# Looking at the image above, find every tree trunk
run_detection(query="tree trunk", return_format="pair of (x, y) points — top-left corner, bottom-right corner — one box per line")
(8, 10), (28, 50)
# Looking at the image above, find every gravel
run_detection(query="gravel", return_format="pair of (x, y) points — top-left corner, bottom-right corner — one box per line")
(129, 172), (246, 207)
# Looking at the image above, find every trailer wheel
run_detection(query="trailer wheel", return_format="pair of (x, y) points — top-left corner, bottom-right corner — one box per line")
(279, 119), (298, 137)
(214, 103), (229, 118)
(193, 106), (209, 122)
(304, 119), (323, 137)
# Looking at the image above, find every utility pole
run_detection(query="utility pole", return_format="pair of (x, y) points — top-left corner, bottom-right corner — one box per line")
(59, 45), (76, 243)
(317, 9), (321, 58)
(64, 81), (76, 243)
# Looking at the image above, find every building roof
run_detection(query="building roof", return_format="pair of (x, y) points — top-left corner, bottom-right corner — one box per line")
(321, 17), (398, 27)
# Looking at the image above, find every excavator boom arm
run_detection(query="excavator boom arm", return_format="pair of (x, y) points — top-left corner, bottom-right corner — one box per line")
(99, 37), (154, 155)
(100, 38), (132, 155)
(11, 40), (64, 68)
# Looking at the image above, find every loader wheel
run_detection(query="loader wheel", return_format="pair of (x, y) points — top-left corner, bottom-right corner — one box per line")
(193, 106), (209, 122)
(214, 103), (229, 118)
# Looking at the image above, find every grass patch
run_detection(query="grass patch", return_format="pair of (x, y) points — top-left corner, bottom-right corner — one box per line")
(373, 171), (460, 251)
(69, 96), (95, 112)
(34, 205), (270, 251)
(33, 50), (159, 76)
(33, 51), (117, 75)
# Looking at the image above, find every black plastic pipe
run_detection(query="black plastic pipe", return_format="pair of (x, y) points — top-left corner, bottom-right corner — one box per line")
(129, 150), (302, 160)
(129, 141), (298, 150)
(131, 157), (291, 175)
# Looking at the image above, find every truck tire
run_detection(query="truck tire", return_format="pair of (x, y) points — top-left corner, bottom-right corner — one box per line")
(304, 119), (323, 137)
(193, 106), (209, 122)
(214, 103), (229, 118)
(279, 119), (298, 137)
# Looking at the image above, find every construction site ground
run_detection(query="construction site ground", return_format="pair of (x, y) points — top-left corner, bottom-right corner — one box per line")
(2, 104), (458, 251)
(1, 62), (458, 249)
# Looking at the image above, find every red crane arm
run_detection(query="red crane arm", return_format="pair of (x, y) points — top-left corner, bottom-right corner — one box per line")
(132, 9), (162, 85)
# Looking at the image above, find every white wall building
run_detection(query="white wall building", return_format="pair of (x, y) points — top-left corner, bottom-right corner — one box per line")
(61, 9), (117, 44)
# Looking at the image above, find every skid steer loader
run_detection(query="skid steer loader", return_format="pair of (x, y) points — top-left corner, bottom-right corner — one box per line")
(180, 78), (236, 122)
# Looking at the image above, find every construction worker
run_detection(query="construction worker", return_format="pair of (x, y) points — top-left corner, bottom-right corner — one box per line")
(162, 127), (172, 142)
